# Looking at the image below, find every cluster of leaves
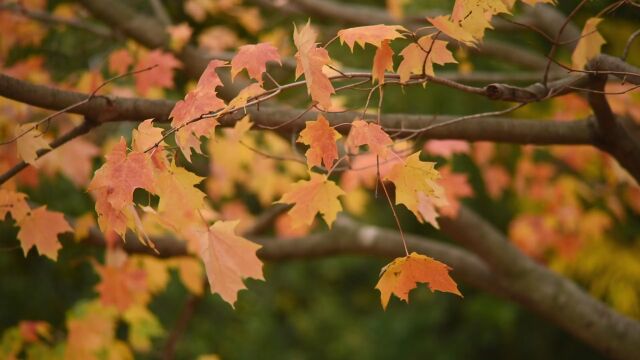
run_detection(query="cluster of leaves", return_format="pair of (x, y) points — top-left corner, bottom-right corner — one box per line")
(1, 0), (640, 358)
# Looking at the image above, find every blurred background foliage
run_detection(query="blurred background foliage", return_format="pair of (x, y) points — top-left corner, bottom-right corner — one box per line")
(1, 0), (640, 359)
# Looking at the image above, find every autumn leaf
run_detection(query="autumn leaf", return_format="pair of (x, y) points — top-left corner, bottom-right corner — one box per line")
(108, 48), (133, 75)
(297, 114), (341, 169)
(397, 34), (457, 82)
(345, 119), (393, 158)
(372, 40), (394, 84)
(94, 249), (148, 312)
(337, 24), (406, 51)
(423, 139), (470, 157)
(277, 173), (345, 228)
(427, 0), (510, 45)
(155, 162), (206, 229)
(293, 21), (335, 109)
(199, 220), (264, 306)
(167, 22), (193, 51)
(231, 42), (281, 85)
(38, 135), (100, 187)
(0, 189), (30, 222)
(572, 17), (606, 70)
(88, 137), (155, 211)
(376, 252), (461, 310)
(131, 119), (165, 153)
(17, 206), (72, 261)
(170, 59), (226, 160)
(135, 49), (181, 95)
(15, 123), (50, 165)
(384, 152), (447, 224)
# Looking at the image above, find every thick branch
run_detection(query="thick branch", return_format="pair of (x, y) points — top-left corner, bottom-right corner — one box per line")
(85, 216), (500, 296)
(439, 206), (640, 360)
(0, 73), (594, 146)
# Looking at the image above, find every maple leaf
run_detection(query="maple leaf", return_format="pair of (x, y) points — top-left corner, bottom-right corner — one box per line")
(293, 21), (335, 109)
(376, 252), (462, 309)
(231, 42), (281, 85)
(297, 114), (341, 169)
(373, 40), (394, 84)
(277, 173), (345, 228)
(88, 137), (155, 211)
(135, 49), (181, 95)
(397, 35), (457, 82)
(572, 17), (606, 70)
(438, 167), (474, 218)
(170, 59), (226, 161)
(108, 48), (133, 74)
(0, 189), (30, 222)
(65, 301), (117, 360)
(15, 123), (50, 165)
(131, 119), (165, 153)
(345, 119), (393, 158)
(423, 139), (470, 157)
(337, 24), (406, 51)
(428, 0), (510, 45)
(94, 249), (148, 312)
(167, 22), (193, 51)
(38, 135), (100, 187)
(17, 206), (72, 261)
(199, 220), (264, 306)
(155, 162), (206, 229)
(427, 16), (476, 46)
(384, 152), (446, 223)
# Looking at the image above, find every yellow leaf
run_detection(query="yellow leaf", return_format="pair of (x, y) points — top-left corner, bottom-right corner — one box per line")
(15, 123), (50, 165)
(572, 17), (606, 70)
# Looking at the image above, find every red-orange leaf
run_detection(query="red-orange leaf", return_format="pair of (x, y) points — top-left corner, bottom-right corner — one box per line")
(297, 114), (341, 169)
(135, 49), (181, 95)
(199, 220), (264, 307)
(17, 206), (72, 261)
(345, 119), (393, 158)
(293, 22), (335, 110)
(88, 138), (155, 211)
(231, 42), (281, 85)
(170, 59), (226, 160)
(376, 252), (461, 310)
(372, 40), (394, 84)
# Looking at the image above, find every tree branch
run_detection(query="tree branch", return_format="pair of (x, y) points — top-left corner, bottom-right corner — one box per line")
(0, 73), (595, 146)
(438, 206), (640, 360)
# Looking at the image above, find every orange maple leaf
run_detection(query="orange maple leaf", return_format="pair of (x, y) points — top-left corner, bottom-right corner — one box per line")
(397, 34), (457, 82)
(0, 188), (30, 222)
(277, 173), (345, 228)
(337, 24), (406, 51)
(297, 114), (341, 169)
(17, 206), (72, 260)
(108, 48), (133, 75)
(135, 49), (181, 95)
(95, 255), (148, 312)
(372, 40), (394, 84)
(231, 42), (281, 85)
(88, 137), (155, 211)
(170, 59), (226, 160)
(199, 220), (264, 307)
(376, 252), (461, 310)
(345, 119), (393, 158)
(293, 21), (335, 110)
